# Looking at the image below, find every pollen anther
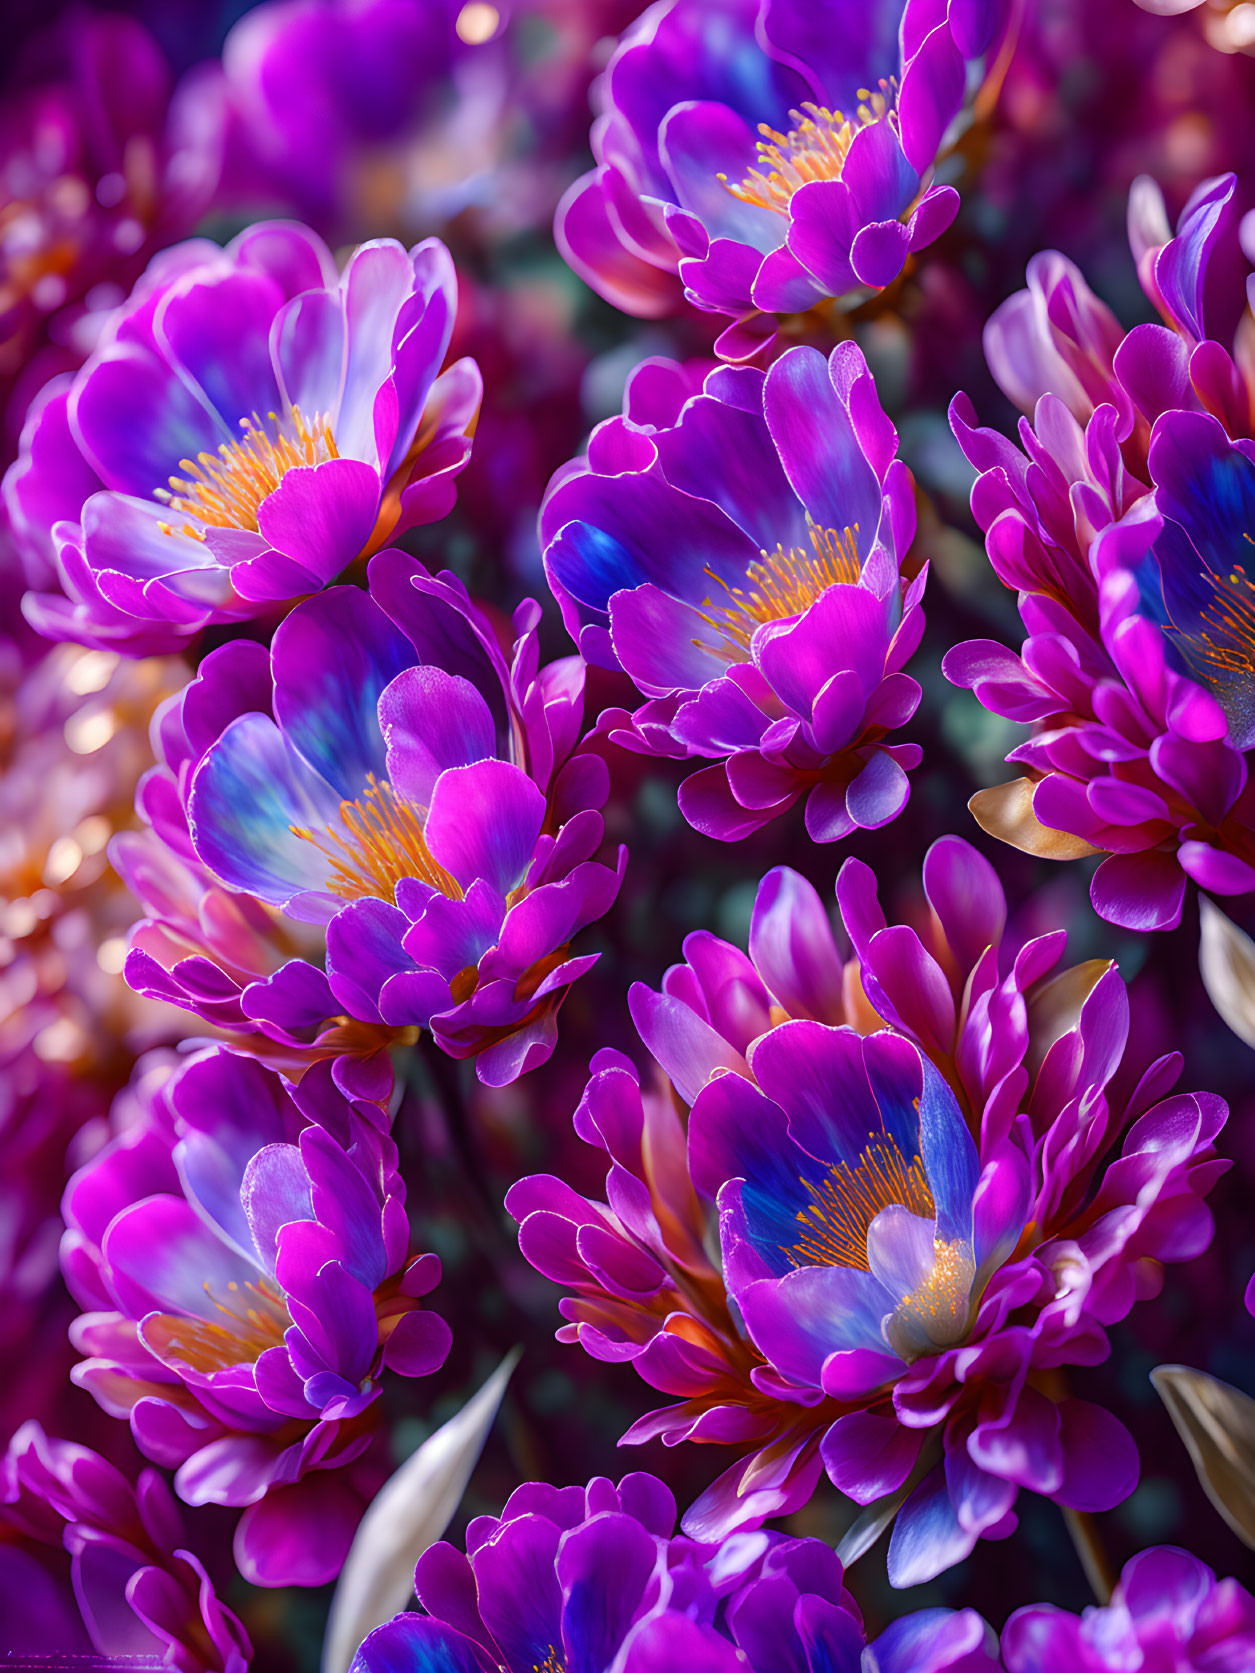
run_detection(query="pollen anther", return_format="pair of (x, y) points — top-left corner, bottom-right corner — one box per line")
(290, 773), (462, 904)
(155, 404), (338, 537)
(720, 89), (893, 216)
(785, 1129), (934, 1270)
(695, 520), (861, 662)
(1171, 543), (1255, 680)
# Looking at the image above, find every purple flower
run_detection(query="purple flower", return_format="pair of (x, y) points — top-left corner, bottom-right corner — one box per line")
(540, 344), (925, 842)
(0, 11), (222, 457)
(113, 729), (409, 1104)
(2, 1421), (250, 1672)
(4, 221), (481, 653)
(556, 0), (1008, 360)
(59, 1046), (452, 1588)
(348, 1469), (999, 1673)
(1002, 1546), (1255, 1671)
(119, 550), (624, 1086)
(515, 840), (1228, 1579)
(946, 172), (1255, 930)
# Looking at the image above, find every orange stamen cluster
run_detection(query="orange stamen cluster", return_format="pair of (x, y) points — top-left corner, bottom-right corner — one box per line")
(695, 521), (861, 662)
(290, 773), (462, 904)
(155, 405), (339, 538)
(144, 1276), (291, 1373)
(1172, 542), (1255, 681)
(721, 88), (892, 216)
(786, 1130), (934, 1269)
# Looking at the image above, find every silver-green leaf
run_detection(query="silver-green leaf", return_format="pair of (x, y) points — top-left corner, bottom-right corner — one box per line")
(1151, 1363), (1255, 1549)
(1199, 897), (1255, 1051)
(323, 1348), (521, 1673)
(834, 1485), (912, 1568)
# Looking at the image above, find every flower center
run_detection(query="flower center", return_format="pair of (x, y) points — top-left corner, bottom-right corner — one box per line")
(888, 1238), (976, 1357)
(786, 1131), (934, 1270)
(155, 405), (338, 538)
(290, 773), (463, 904)
(694, 521), (861, 662)
(720, 89), (891, 216)
(143, 1275), (291, 1373)
(1166, 546), (1255, 682)
(533, 1652), (564, 1673)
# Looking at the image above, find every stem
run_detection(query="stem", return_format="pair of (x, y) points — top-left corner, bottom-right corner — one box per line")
(402, 1042), (499, 1229)
(1062, 1507), (1115, 1605)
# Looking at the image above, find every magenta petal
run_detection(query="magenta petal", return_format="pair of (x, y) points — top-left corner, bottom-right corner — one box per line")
(1178, 841), (1255, 894)
(382, 1310), (453, 1378)
(821, 1347), (904, 1398)
(234, 1477), (361, 1587)
(1090, 851), (1187, 931)
(1052, 1401), (1139, 1512)
(740, 1265), (891, 1388)
(850, 219), (912, 289)
(821, 1410), (921, 1505)
(785, 181), (859, 294)
(945, 1447), (1017, 1539)
(845, 750), (911, 829)
(897, 23), (965, 173)
(659, 100), (780, 251)
(748, 866), (845, 1023)
(556, 169), (680, 319)
(71, 341), (221, 497)
(155, 267), (283, 427)
(424, 760), (546, 896)
(629, 983), (750, 1106)
(968, 1387), (1063, 1495)
(379, 666), (498, 810)
(804, 781), (857, 843)
(752, 244), (825, 313)
(255, 457), (381, 584)
(622, 1614), (747, 1673)
(679, 763), (786, 840)
(906, 185), (960, 252)
(105, 1197), (252, 1322)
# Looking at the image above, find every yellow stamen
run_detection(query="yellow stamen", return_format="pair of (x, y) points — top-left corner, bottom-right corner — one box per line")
(143, 1276), (291, 1373)
(695, 521), (861, 662)
(155, 405), (338, 538)
(720, 89), (892, 216)
(785, 1129), (934, 1270)
(290, 773), (462, 904)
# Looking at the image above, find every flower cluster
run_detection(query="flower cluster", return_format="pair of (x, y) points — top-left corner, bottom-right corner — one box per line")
(558, 0), (1011, 359)
(541, 342), (925, 840)
(116, 549), (624, 1087)
(947, 172), (1255, 930)
(4, 222), (480, 653)
(0, 549), (189, 1440)
(2, 1420), (250, 1670)
(350, 1471), (1001, 1673)
(513, 840), (1227, 1582)
(1002, 1545), (1255, 1670)
(0, 2), (1251, 1668)
(60, 1047), (451, 1587)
